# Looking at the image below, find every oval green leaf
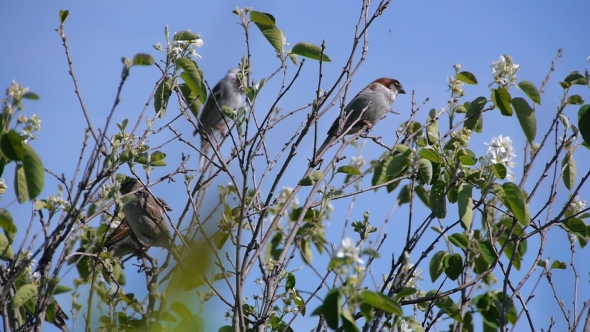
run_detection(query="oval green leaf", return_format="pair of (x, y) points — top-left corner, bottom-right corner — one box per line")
(429, 251), (446, 282)
(1, 130), (24, 161)
(456, 71), (478, 84)
(290, 42), (331, 62)
(13, 284), (37, 308)
(502, 182), (530, 225)
(517, 80), (541, 105)
(491, 87), (513, 116)
(512, 97), (537, 144)
(360, 290), (402, 316)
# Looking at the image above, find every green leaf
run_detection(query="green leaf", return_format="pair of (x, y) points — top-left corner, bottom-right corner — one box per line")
(415, 185), (430, 206)
(0, 232), (14, 260)
(385, 147), (412, 180)
(290, 42), (331, 62)
(551, 260), (567, 270)
(426, 108), (439, 145)
(518, 81), (541, 105)
(568, 95), (584, 105)
(132, 53), (154, 66)
(564, 72), (588, 85)
(176, 58), (203, 98)
(511, 97), (536, 144)
(59, 9), (69, 24)
(250, 11), (283, 54)
(179, 83), (205, 119)
(298, 171), (323, 186)
(430, 180), (447, 219)
(359, 290), (402, 315)
(372, 152), (392, 188)
(396, 287), (417, 298)
(502, 182), (529, 225)
(154, 77), (173, 118)
(173, 30), (201, 41)
(417, 158), (433, 185)
(579, 105), (590, 146)
(52, 285), (73, 295)
(13, 284), (37, 308)
(285, 272), (296, 290)
(0, 209), (17, 234)
(429, 251), (446, 282)
(362, 248), (380, 259)
(337, 166), (361, 176)
(564, 218), (586, 237)
(14, 145), (44, 203)
(0, 130), (24, 162)
(458, 182), (473, 229)
(425, 291), (463, 322)
(22, 92), (40, 100)
(562, 152), (576, 190)
(456, 71), (478, 84)
(323, 288), (342, 329)
(449, 233), (469, 249)
(444, 253), (463, 280)
(463, 96), (486, 132)
(478, 240), (497, 265)
(341, 309), (359, 332)
(491, 87), (513, 116)
(491, 163), (507, 180)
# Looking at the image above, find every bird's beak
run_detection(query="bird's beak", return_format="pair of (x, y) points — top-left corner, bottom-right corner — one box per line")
(398, 87), (406, 94)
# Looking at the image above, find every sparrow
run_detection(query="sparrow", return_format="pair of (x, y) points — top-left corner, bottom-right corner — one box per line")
(104, 198), (172, 258)
(316, 77), (405, 157)
(118, 178), (183, 262)
(193, 67), (244, 170)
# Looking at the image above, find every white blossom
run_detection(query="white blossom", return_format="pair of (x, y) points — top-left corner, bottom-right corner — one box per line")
(567, 195), (587, 215)
(490, 55), (520, 88)
(484, 135), (517, 181)
(335, 237), (364, 265)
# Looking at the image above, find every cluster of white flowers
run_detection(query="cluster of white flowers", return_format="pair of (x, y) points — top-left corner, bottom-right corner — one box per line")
(566, 195), (587, 215)
(484, 135), (517, 181)
(47, 187), (69, 211)
(17, 113), (41, 142)
(447, 64), (465, 96)
(490, 55), (520, 88)
(6, 81), (29, 102)
(334, 237), (364, 265)
(168, 31), (204, 61)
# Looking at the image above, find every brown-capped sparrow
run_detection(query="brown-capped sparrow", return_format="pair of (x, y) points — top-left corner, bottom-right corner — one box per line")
(316, 77), (405, 157)
(104, 197), (172, 258)
(193, 67), (244, 170)
(118, 178), (182, 262)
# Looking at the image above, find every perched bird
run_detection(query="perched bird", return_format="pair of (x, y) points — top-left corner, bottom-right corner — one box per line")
(104, 198), (172, 258)
(193, 67), (244, 170)
(118, 178), (182, 262)
(316, 77), (405, 157)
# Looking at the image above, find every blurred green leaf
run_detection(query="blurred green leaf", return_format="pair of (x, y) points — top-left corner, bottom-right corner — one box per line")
(512, 97), (537, 144)
(132, 53), (154, 66)
(429, 251), (445, 282)
(359, 290), (402, 315)
(518, 81), (541, 105)
(250, 11), (283, 54)
(456, 71), (478, 84)
(562, 152), (576, 190)
(568, 95), (584, 105)
(458, 182), (473, 229)
(154, 77), (173, 118)
(464, 96), (486, 132)
(0, 209), (17, 234)
(337, 165), (361, 175)
(0, 232), (14, 260)
(444, 253), (463, 280)
(579, 105), (590, 146)
(503, 182), (529, 225)
(59, 9), (69, 24)
(449, 233), (469, 249)
(173, 30), (201, 41)
(13, 284), (37, 309)
(22, 92), (40, 100)
(1, 130), (24, 161)
(491, 87), (513, 116)
(290, 42), (331, 62)
(430, 180), (447, 219)
(417, 158), (433, 185)
(298, 171), (323, 186)
(491, 163), (507, 180)
(426, 108), (439, 145)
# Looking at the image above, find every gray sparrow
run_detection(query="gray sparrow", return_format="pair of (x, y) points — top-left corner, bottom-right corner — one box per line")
(317, 77), (405, 157)
(193, 67), (244, 170)
(104, 197), (172, 258)
(118, 178), (182, 261)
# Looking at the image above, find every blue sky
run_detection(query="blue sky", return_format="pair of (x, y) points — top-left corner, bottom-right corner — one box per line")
(3, 0), (590, 331)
